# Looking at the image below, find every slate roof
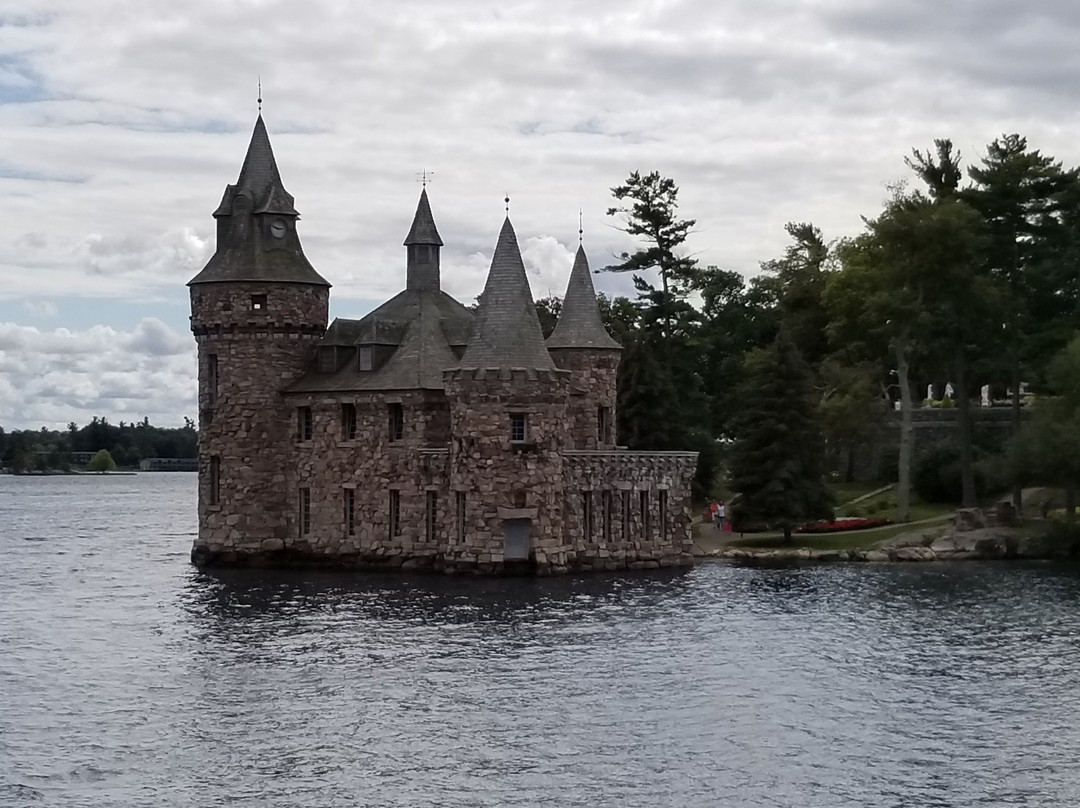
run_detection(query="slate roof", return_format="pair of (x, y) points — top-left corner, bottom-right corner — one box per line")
(403, 187), (444, 246)
(188, 115), (329, 287)
(546, 245), (622, 351)
(287, 288), (474, 392)
(459, 218), (556, 370)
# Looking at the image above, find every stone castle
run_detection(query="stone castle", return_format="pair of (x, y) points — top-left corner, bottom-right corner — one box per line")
(188, 115), (698, 574)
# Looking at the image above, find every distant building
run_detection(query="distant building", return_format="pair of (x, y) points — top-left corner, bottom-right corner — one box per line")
(187, 115), (697, 574)
(139, 458), (198, 472)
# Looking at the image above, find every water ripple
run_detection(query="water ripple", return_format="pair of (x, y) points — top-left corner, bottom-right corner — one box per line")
(1, 474), (1079, 807)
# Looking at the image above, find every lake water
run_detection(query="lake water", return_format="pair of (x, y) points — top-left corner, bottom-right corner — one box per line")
(1, 473), (1079, 807)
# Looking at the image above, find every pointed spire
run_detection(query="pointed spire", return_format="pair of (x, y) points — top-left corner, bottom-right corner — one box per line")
(403, 187), (443, 246)
(547, 245), (621, 350)
(189, 115), (328, 287)
(213, 115), (298, 217)
(460, 217), (555, 370)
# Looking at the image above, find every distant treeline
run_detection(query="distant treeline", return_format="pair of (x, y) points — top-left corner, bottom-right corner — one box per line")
(0, 416), (197, 472)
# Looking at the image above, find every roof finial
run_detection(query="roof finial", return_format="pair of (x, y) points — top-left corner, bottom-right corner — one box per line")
(257, 77), (262, 113)
(417, 169), (434, 187)
(504, 194), (510, 215)
(579, 209), (583, 244)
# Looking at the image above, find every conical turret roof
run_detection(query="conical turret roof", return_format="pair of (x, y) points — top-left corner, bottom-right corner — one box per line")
(189, 115), (328, 287)
(460, 218), (555, 370)
(547, 244), (622, 350)
(213, 115), (299, 217)
(403, 187), (443, 246)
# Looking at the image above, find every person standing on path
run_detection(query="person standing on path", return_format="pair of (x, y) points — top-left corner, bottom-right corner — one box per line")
(717, 501), (726, 531)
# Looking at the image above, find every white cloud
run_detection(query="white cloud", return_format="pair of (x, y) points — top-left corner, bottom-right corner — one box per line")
(3, 0), (1080, 427)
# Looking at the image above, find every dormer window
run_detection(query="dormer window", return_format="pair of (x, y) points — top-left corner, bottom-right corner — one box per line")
(510, 412), (528, 443)
(319, 347), (336, 373)
(251, 294), (267, 311)
(358, 345), (373, 372)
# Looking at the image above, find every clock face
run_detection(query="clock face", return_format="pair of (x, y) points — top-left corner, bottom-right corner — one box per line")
(270, 219), (287, 238)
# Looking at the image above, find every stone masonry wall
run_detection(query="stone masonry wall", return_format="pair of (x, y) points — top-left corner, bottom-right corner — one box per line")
(190, 282), (328, 564)
(548, 348), (620, 449)
(443, 368), (572, 574)
(563, 450), (698, 571)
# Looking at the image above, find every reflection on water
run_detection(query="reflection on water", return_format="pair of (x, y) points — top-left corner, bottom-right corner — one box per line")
(2, 473), (1080, 808)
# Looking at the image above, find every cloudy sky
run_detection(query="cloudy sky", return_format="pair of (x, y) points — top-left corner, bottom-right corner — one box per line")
(2, 0), (1079, 431)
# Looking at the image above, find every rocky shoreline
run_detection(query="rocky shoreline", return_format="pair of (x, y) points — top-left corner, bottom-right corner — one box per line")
(698, 508), (1080, 565)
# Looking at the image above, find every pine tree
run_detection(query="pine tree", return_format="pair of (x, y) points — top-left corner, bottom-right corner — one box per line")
(728, 331), (833, 540)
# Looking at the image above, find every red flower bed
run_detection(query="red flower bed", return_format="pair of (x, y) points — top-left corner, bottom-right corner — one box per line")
(796, 517), (892, 534)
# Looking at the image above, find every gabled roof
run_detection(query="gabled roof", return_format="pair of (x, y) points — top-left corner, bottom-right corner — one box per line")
(403, 187), (443, 246)
(546, 245), (622, 350)
(459, 218), (555, 370)
(286, 288), (474, 393)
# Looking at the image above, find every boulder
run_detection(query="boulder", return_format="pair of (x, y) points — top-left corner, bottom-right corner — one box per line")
(954, 508), (987, 532)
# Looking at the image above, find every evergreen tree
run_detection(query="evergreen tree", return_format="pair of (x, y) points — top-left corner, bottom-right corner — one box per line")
(728, 331), (833, 541)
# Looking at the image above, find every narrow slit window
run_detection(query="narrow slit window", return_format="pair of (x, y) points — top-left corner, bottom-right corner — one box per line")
(344, 488), (355, 536)
(298, 407), (313, 441)
(597, 405), (609, 444)
(208, 354), (218, 402)
(455, 491), (466, 543)
(583, 491), (593, 540)
(602, 490), (612, 542)
(510, 412), (527, 443)
(640, 491), (650, 538)
(659, 490), (668, 534)
(426, 491), (438, 542)
(388, 403), (404, 442)
(299, 487), (311, 536)
(622, 490), (630, 539)
(341, 403), (357, 441)
(389, 490), (401, 537)
(209, 456), (220, 506)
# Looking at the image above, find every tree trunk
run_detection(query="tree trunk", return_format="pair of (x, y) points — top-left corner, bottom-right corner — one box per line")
(1010, 351), (1024, 515)
(954, 346), (977, 507)
(783, 524), (793, 543)
(1066, 484), (1077, 524)
(895, 336), (913, 523)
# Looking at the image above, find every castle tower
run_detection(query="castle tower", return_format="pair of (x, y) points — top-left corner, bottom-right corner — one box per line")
(188, 114), (330, 565)
(403, 187), (443, 291)
(546, 245), (622, 448)
(445, 217), (571, 573)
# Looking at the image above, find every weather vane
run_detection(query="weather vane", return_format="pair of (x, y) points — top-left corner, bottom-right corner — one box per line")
(504, 194), (510, 215)
(579, 208), (583, 244)
(417, 170), (434, 187)
(257, 77), (262, 113)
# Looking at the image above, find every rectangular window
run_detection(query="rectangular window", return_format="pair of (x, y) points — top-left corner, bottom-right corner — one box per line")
(298, 406), (313, 441)
(208, 353), (218, 402)
(341, 403), (357, 440)
(583, 491), (593, 540)
(358, 345), (373, 372)
(659, 490), (668, 535)
(388, 403), (404, 442)
(455, 491), (466, 543)
(597, 405), (609, 443)
(299, 487), (311, 536)
(640, 490), (651, 538)
(251, 294), (267, 311)
(344, 488), (355, 536)
(622, 490), (630, 539)
(389, 490), (401, 537)
(209, 456), (220, 506)
(510, 412), (527, 443)
(426, 490), (438, 542)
